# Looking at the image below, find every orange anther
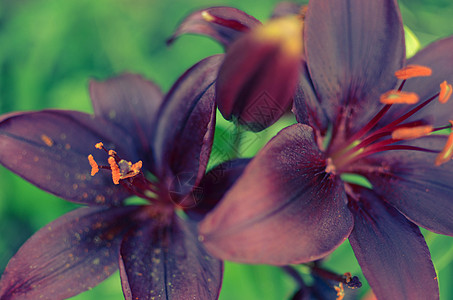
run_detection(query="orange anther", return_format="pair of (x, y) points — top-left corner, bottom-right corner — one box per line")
(394, 65), (432, 80)
(108, 157), (121, 184)
(391, 125), (433, 140)
(334, 283), (345, 300)
(88, 155), (99, 176)
(95, 142), (104, 149)
(380, 90), (419, 105)
(131, 161), (143, 173)
(435, 121), (453, 166)
(108, 150), (117, 157)
(439, 81), (452, 104)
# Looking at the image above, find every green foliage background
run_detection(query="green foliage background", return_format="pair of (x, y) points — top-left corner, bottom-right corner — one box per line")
(0, 0), (452, 299)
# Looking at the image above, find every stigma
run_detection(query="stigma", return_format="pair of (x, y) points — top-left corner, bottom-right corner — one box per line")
(88, 142), (142, 185)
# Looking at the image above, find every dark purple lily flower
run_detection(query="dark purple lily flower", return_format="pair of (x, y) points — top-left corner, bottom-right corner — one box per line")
(0, 55), (224, 299)
(198, 0), (453, 299)
(170, 5), (306, 132)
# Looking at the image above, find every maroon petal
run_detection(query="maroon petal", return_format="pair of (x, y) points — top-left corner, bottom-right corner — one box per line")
(167, 6), (260, 49)
(0, 206), (140, 300)
(401, 37), (453, 126)
(304, 0), (405, 134)
(0, 110), (138, 205)
(361, 136), (453, 236)
(90, 73), (163, 170)
(216, 17), (303, 132)
(270, 2), (304, 19)
(185, 158), (250, 221)
(119, 215), (222, 300)
(199, 124), (353, 265)
(153, 55), (222, 199)
(348, 188), (438, 300)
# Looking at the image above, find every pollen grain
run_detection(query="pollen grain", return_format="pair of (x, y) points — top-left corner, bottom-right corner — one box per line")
(41, 134), (54, 147)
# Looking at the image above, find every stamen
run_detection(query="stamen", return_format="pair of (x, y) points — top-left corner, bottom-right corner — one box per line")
(95, 142), (104, 149)
(439, 81), (452, 104)
(88, 154), (99, 176)
(391, 125), (433, 140)
(380, 90), (419, 105)
(394, 65), (432, 80)
(334, 283), (345, 300)
(108, 156), (121, 184)
(435, 121), (453, 166)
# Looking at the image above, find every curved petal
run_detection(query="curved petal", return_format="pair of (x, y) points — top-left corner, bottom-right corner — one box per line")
(153, 55), (222, 198)
(217, 16), (303, 131)
(199, 124), (353, 265)
(167, 6), (261, 49)
(361, 136), (453, 236)
(0, 110), (138, 205)
(185, 158), (250, 221)
(0, 206), (140, 300)
(89, 73), (163, 171)
(401, 36), (453, 126)
(271, 2), (305, 19)
(304, 0), (405, 134)
(119, 215), (222, 300)
(348, 188), (438, 300)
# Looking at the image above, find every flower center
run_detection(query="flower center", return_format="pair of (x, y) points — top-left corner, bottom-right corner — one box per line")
(325, 65), (453, 178)
(88, 142), (163, 203)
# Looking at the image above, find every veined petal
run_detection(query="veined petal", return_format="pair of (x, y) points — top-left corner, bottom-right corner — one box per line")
(217, 16), (303, 132)
(153, 55), (222, 199)
(304, 0), (405, 134)
(199, 124), (353, 265)
(0, 206), (140, 300)
(362, 136), (453, 236)
(402, 37), (453, 126)
(119, 216), (222, 300)
(270, 2), (305, 19)
(89, 73), (163, 171)
(349, 188), (438, 300)
(167, 6), (261, 49)
(0, 110), (138, 205)
(185, 158), (250, 221)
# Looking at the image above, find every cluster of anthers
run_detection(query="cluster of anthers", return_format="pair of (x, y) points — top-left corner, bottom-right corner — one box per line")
(326, 64), (453, 174)
(88, 142), (143, 185)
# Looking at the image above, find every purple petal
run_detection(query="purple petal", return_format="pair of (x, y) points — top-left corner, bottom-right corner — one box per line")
(360, 136), (453, 236)
(167, 6), (261, 49)
(216, 18), (303, 132)
(401, 36), (453, 126)
(348, 188), (438, 300)
(90, 73), (163, 170)
(185, 158), (250, 221)
(0, 206), (140, 300)
(270, 2), (304, 19)
(119, 214), (222, 300)
(304, 0), (405, 134)
(294, 63), (329, 135)
(153, 55), (222, 199)
(0, 110), (138, 205)
(199, 124), (353, 264)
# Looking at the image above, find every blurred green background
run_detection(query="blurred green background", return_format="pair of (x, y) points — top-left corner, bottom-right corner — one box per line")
(0, 0), (453, 299)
